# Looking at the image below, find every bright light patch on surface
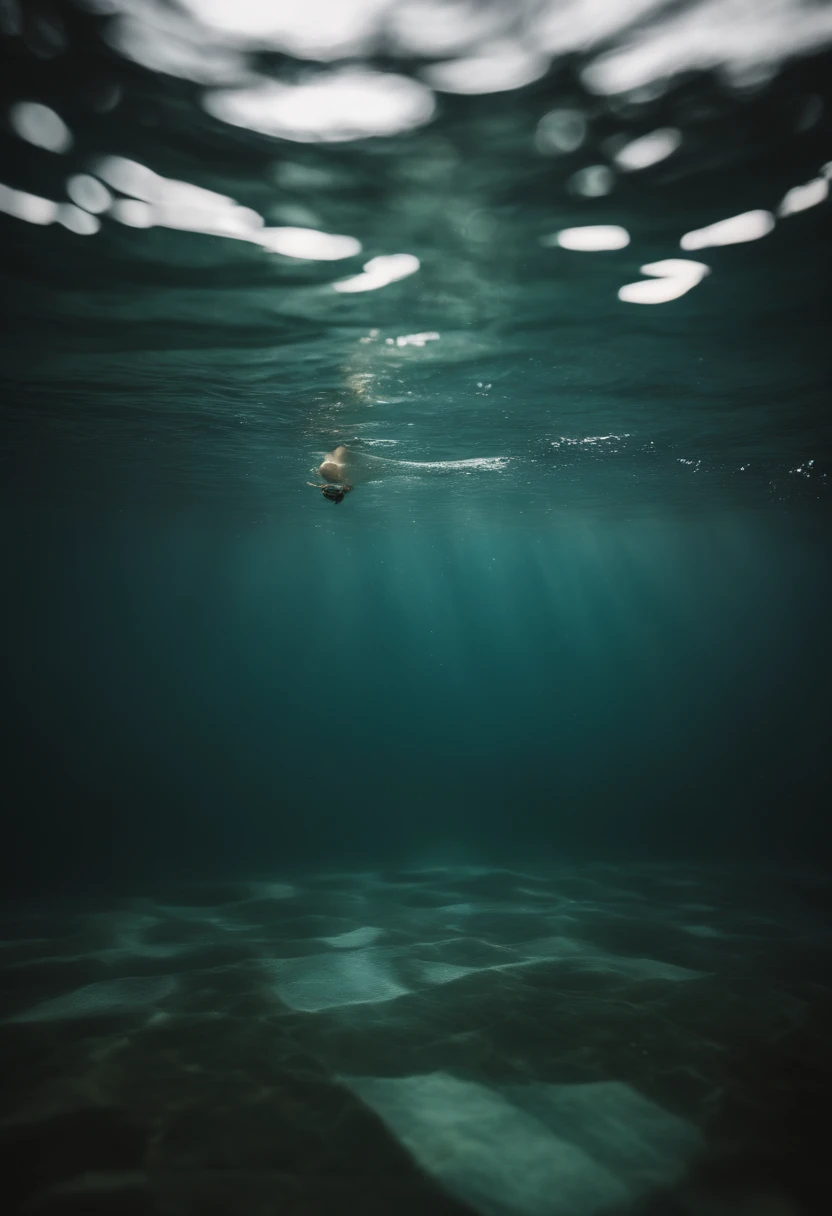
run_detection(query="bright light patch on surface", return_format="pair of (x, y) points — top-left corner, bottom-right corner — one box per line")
(258, 226), (361, 260)
(386, 456), (508, 471)
(0, 182), (58, 225)
(66, 174), (112, 214)
(552, 434), (629, 447)
(387, 0), (509, 57)
(110, 198), (154, 228)
(99, 156), (365, 258)
(537, 0), (665, 56)
(423, 44), (549, 94)
(546, 225), (630, 251)
(9, 101), (71, 153)
(334, 253), (420, 293)
(57, 204), (100, 235)
(104, 12), (248, 85)
(618, 259), (710, 304)
(203, 70), (435, 142)
(614, 128), (681, 171)
(157, 193), (260, 240)
(568, 165), (615, 197)
(95, 156), (159, 201)
(777, 177), (829, 217)
(535, 109), (587, 155)
(579, 0), (832, 95)
(97, 157), (262, 240)
(680, 209), (774, 250)
(81, 0), (832, 99)
(179, 0), (391, 61)
(395, 332), (440, 347)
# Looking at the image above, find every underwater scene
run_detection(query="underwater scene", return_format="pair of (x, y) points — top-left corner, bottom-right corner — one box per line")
(1, 2), (831, 1214)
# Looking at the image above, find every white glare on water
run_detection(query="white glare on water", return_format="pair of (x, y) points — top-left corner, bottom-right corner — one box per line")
(97, 155), (361, 259)
(9, 101), (72, 153)
(777, 177), (829, 217)
(179, 0), (391, 61)
(99, 161), (266, 240)
(0, 182), (58, 225)
(422, 44), (549, 94)
(57, 204), (101, 235)
(387, 0), (507, 57)
(614, 128), (682, 171)
(680, 210), (775, 250)
(394, 333), (440, 347)
(109, 199), (153, 228)
(86, 0), (832, 108)
(105, 13), (247, 85)
(203, 70), (435, 141)
(543, 226), (630, 251)
(95, 156), (159, 200)
(579, 0), (832, 95)
(258, 228), (362, 260)
(618, 259), (710, 304)
(334, 254), (420, 293)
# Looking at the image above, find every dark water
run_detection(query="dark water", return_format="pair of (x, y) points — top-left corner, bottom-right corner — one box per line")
(1, 3), (831, 1214)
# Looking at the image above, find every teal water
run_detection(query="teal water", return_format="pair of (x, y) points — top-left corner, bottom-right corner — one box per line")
(1, 4), (831, 1214)
(4, 508), (831, 889)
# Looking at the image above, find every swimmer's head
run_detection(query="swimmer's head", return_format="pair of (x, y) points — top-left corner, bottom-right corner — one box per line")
(321, 484), (349, 503)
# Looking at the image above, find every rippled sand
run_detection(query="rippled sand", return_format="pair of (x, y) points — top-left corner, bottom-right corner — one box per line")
(2, 862), (828, 1214)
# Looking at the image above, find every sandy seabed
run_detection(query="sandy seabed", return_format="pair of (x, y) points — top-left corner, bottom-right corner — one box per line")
(1, 862), (829, 1215)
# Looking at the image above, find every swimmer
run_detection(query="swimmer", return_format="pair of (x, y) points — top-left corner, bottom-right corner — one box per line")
(308, 444), (353, 503)
(318, 444), (349, 483)
(307, 481), (353, 504)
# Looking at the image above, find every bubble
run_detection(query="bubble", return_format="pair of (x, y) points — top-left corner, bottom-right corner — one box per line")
(66, 174), (112, 214)
(535, 109), (587, 155)
(568, 165), (615, 197)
